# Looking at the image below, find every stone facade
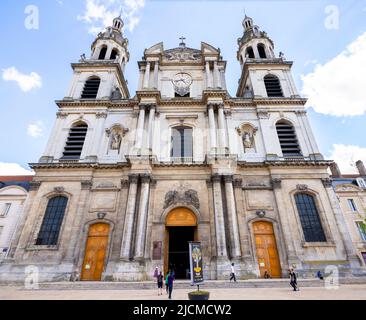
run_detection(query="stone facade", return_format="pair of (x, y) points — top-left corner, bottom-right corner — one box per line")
(1, 15), (365, 283)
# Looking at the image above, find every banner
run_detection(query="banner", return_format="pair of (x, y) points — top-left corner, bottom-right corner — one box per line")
(189, 242), (204, 285)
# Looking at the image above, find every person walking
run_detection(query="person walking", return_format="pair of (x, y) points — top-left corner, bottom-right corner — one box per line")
(229, 263), (237, 282)
(317, 270), (324, 280)
(153, 266), (159, 280)
(167, 271), (175, 299)
(157, 271), (164, 296)
(289, 269), (299, 291)
(165, 271), (170, 295)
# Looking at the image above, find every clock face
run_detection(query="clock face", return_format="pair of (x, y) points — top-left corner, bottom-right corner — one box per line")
(172, 73), (193, 88)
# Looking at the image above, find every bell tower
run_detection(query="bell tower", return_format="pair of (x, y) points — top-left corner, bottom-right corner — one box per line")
(64, 15), (130, 101)
(236, 15), (298, 99)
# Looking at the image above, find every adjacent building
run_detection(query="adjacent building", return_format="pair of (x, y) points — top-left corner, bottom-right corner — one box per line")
(331, 161), (366, 267)
(0, 176), (32, 261)
(1, 15), (365, 282)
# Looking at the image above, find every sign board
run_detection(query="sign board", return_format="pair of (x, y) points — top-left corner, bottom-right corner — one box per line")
(189, 242), (204, 286)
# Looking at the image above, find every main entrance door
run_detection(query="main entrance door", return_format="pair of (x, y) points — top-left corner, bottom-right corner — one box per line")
(253, 221), (281, 278)
(164, 207), (197, 279)
(81, 223), (110, 281)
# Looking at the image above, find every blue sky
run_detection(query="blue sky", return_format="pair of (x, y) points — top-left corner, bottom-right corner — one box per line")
(0, 0), (366, 174)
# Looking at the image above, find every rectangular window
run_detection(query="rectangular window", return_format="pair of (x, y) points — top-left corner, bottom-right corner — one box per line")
(356, 222), (366, 241)
(0, 203), (11, 217)
(347, 199), (357, 212)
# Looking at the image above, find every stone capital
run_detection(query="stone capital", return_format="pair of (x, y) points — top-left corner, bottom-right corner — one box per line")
(271, 178), (282, 189)
(233, 178), (243, 188)
(223, 175), (234, 183)
(29, 181), (42, 191)
(56, 112), (68, 119)
(140, 174), (151, 184)
(211, 174), (222, 183)
(96, 112), (108, 119)
(121, 179), (129, 189)
(81, 181), (92, 190)
(128, 174), (139, 184)
(321, 178), (333, 188)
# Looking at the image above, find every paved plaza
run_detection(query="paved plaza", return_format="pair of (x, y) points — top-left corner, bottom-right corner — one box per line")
(0, 284), (365, 300)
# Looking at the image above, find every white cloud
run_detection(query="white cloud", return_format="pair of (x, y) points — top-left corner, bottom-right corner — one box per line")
(2, 67), (42, 92)
(78, 0), (145, 34)
(0, 163), (34, 176)
(301, 31), (366, 117)
(27, 121), (45, 138)
(328, 144), (366, 174)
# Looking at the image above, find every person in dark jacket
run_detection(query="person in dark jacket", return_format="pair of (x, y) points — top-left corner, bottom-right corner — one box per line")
(289, 269), (299, 291)
(167, 272), (175, 299)
(157, 271), (164, 296)
(165, 272), (170, 294)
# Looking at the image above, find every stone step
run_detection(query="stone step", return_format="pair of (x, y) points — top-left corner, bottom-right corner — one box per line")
(31, 277), (366, 291)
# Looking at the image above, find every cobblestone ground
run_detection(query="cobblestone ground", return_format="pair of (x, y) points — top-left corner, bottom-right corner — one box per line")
(0, 285), (366, 300)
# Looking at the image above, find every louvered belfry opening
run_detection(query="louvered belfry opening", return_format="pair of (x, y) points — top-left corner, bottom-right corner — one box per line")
(264, 75), (283, 97)
(81, 77), (101, 99)
(62, 123), (88, 160)
(276, 121), (302, 157)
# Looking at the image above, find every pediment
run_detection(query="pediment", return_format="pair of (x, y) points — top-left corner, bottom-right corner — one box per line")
(201, 42), (220, 55)
(145, 42), (164, 55)
(163, 47), (202, 63)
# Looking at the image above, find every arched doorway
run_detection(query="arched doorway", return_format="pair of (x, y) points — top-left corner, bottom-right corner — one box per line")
(164, 207), (197, 279)
(253, 221), (281, 278)
(81, 223), (110, 281)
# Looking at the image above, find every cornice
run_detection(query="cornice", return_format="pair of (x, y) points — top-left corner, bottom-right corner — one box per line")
(56, 99), (137, 109)
(29, 162), (130, 170)
(237, 160), (333, 168)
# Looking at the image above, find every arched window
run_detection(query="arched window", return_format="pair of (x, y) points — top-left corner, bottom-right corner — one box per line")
(36, 196), (68, 246)
(98, 46), (107, 60)
(81, 77), (100, 99)
(110, 49), (119, 60)
(246, 47), (255, 58)
(62, 123), (88, 160)
(295, 193), (326, 242)
(276, 120), (301, 157)
(171, 126), (193, 159)
(258, 44), (267, 58)
(264, 74), (283, 97)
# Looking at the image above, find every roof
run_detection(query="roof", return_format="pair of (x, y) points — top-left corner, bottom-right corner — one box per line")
(0, 176), (33, 192)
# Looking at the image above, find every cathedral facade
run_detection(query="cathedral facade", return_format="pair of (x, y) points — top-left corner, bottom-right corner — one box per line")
(1, 15), (364, 282)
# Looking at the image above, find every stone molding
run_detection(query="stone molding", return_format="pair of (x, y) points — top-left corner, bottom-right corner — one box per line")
(81, 181), (93, 190)
(271, 178), (282, 189)
(321, 178), (333, 188)
(29, 181), (42, 191)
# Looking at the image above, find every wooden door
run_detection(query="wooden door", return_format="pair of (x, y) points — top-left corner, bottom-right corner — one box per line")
(81, 223), (110, 281)
(253, 221), (281, 278)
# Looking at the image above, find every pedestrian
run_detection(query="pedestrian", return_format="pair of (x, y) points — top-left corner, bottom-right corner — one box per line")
(229, 263), (237, 282)
(264, 270), (271, 279)
(157, 271), (164, 296)
(167, 271), (175, 299)
(289, 268), (299, 291)
(153, 266), (159, 280)
(317, 270), (324, 280)
(165, 271), (170, 294)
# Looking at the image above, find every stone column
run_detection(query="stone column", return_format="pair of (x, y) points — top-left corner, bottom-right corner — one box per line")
(217, 104), (227, 153)
(205, 61), (212, 88)
(224, 175), (241, 258)
(135, 105), (146, 151)
(214, 61), (221, 89)
(208, 104), (217, 154)
(120, 174), (139, 260)
(212, 174), (228, 258)
(322, 178), (361, 268)
(153, 62), (159, 89)
(143, 62), (151, 89)
(66, 181), (92, 263)
(91, 112), (107, 159)
(146, 105), (156, 154)
(134, 174), (151, 260)
(271, 178), (299, 265)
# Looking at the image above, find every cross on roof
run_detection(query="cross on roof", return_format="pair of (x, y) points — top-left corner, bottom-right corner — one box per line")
(179, 36), (186, 47)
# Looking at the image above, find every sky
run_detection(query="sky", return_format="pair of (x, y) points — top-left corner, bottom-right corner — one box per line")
(0, 0), (366, 175)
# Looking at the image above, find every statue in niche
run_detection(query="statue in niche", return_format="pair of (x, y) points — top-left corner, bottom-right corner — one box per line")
(243, 131), (254, 149)
(110, 131), (122, 151)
